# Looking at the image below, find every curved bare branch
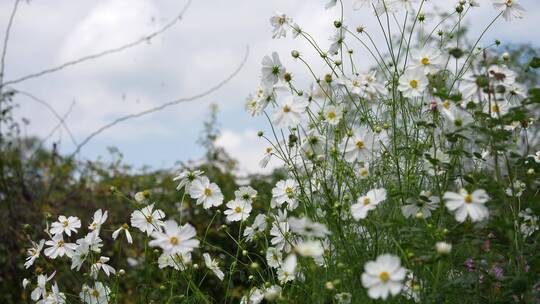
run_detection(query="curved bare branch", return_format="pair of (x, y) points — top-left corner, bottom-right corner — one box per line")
(14, 90), (78, 146)
(2, 0), (192, 87)
(69, 46), (250, 158)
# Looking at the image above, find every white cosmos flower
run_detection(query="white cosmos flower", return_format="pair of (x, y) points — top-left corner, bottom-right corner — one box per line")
(158, 252), (192, 270)
(25, 239), (45, 269)
(444, 189), (490, 222)
(335, 292), (353, 304)
(44, 233), (76, 259)
(244, 214), (268, 241)
(361, 254), (407, 300)
(188, 176), (224, 209)
(360, 71), (386, 99)
(173, 169), (203, 191)
(235, 186), (258, 203)
(112, 224), (133, 244)
(130, 203), (165, 236)
(401, 191), (440, 219)
(259, 147), (274, 168)
(411, 46), (443, 75)
(389, 0), (420, 13)
(269, 13), (291, 39)
(294, 240), (324, 258)
(328, 28), (346, 54)
(80, 282), (110, 304)
(351, 188), (387, 220)
(529, 151), (540, 163)
(353, 0), (372, 10)
(518, 208), (539, 238)
(50, 215), (81, 237)
(203, 253), (225, 280)
(149, 220), (199, 254)
(45, 282), (66, 304)
(31, 272), (55, 302)
(493, 0), (525, 21)
(277, 254), (297, 283)
(271, 179), (298, 210)
(341, 127), (384, 163)
(488, 65), (517, 87)
(241, 288), (264, 304)
(88, 209), (108, 232)
(261, 52), (286, 86)
(90, 256), (116, 279)
(272, 95), (308, 129)
(266, 247), (283, 268)
(398, 69), (428, 98)
(224, 199), (252, 222)
(441, 103), (473, 131)
(263, 285), (282, 301)
(270, 221), (292, 252)
(71, 239), (90, 271)
(288, 216), (330, 238)
(324, 105), (343, 125)
(485, 99), (511, 118)
(325, 0), (337, 9)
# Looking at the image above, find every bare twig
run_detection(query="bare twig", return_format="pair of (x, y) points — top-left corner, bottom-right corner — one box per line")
(0, 0), (20, 86)
(1, 0), (192, 87)
(70, 46), (250, 157)
(14, 90), (78, 146)
(29, 100), (76, 160)
(1, 0), (21, 138)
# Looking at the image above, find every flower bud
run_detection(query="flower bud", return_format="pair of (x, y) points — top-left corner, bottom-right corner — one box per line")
(325, 281), (335, 290)
(324, 74), (333, 83)
(291, 50), (300, 58)
(436, 242), (452, 255)
(334, 20), (342, 28)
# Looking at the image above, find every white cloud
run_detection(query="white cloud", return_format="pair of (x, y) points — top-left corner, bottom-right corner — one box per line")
(215, 129), (282, 175)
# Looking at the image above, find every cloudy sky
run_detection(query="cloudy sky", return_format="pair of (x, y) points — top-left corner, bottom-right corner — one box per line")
(1, 0), (538, 174)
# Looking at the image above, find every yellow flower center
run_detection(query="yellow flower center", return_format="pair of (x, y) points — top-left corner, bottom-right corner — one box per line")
(464, 194), (473, 204)
(234, 206), (242, 213)
(442, 100), (450, 109)
(204, 188), (213, 196)
(352, 80), (360, 87)
(283, 105), (291, 113)
(143, 190), (150, 198)
(91, 290), (100, 298)
(285, 187), (294, 198)
(266, 147), (273, 153)
(63, 220), (69, 227)
(145, 215), (153, 223)
(505, 0), (513, 6)
(363, 197), (371, 206)
(421, 57), (430, 65)
(356, 140), (365, 149)
(169, 236), (179, 245)
(491, 104), (500, 113)
(122, 223), (129, 229)
(409, 79), (418, 89)
(327, 111), (336, 120)
(379, 271), (390, 282)
(360, 169), (368, 177)
(58, 240), (64, 247)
